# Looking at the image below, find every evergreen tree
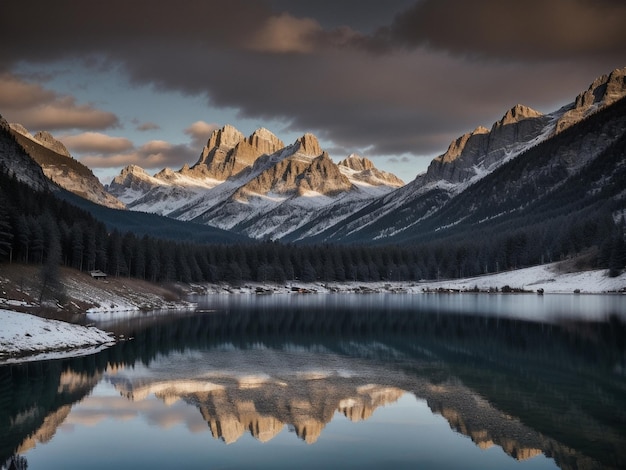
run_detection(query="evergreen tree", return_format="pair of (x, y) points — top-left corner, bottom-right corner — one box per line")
(0, 203), (13, 261)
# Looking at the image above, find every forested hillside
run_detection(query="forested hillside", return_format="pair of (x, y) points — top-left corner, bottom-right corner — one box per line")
(0, 97), (625, 286)
(1, 163), (624, 288)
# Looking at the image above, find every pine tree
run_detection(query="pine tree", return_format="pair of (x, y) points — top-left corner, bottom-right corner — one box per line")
(0, 203), (13, 261)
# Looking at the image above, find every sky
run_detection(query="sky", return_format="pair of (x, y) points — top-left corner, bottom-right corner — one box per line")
(1, 0), (625, 184)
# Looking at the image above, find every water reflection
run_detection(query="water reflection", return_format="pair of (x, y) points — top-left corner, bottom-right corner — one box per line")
(1, 294), (625, 469)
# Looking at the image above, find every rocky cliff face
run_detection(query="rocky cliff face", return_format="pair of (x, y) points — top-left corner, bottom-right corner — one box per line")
(108, 165), (162, 201)
(339, 154), (405, 187)
(10, 124), (72, 158)
(186, 125), (284, 180)
(0, 116), (52, 192)
(310, 67), (626, 244)
(4, 121), (124, 208)
(555, 67), (626, 133)
(422, 68), (626, 188)
(32, 131), (71, 157)
(233, 134), (351, 199)
(424, 104), (550, 185)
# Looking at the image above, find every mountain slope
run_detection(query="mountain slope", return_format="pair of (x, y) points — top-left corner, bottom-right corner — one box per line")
(324, 95), (626, 249)
(9, 124), (125, 209)
(0, 117), (52, 193)
(109, 128), (403, 240)
(309, 67), (626, 244)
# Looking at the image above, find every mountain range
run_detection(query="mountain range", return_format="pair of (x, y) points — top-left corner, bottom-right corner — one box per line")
(2, 67), (625, 247)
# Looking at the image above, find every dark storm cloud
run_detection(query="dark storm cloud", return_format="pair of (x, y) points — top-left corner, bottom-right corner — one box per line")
(374, 0), (626, 60)
(1, 0), (624, 162)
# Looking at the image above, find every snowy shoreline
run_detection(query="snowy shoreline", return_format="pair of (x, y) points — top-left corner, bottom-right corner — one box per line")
(196, 264), (626, 296)
(1, 263), (624, 365)
(0, 309), (115, 365)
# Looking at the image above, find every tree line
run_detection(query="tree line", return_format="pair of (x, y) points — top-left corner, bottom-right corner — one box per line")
(0, 168), (624, 287)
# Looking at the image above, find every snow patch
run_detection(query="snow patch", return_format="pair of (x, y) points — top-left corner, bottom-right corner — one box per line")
(0, 309), (115, 364)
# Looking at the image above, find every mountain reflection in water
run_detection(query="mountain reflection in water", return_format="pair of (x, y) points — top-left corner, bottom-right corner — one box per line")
(1, 294), (625, 469)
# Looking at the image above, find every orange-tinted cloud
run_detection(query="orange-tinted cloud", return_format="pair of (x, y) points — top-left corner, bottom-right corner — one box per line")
(80, 140), (197, 170)
(0, 73), (118, 131)
(60, 132), (134, 154)
(184, 120), (219, 149)
(247, 13), (323, 54)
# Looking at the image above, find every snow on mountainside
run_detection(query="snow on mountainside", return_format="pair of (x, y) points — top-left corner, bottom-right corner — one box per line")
(103, 66), (625, 243)
(109, 127), (403, 240)
(8, 124), (125, 209)
(0, 115), (52, 192)
(310, 67), (626, 243)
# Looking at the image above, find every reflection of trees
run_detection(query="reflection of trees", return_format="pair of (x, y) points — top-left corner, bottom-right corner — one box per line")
(1, 305), (624, 468)
(2, 454), (28, 470)
(0, 359), (102, 464)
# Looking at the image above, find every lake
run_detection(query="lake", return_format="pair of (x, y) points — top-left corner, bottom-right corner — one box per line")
(1, 293), (625, 469)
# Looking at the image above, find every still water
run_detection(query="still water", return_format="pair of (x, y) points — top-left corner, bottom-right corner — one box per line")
(1, 293), (625, 469)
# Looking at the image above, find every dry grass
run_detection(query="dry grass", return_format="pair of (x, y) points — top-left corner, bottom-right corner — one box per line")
(0, 263), (186, 320)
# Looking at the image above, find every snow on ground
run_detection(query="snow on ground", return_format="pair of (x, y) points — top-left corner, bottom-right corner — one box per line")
(60, 275), (194, 313)
(197, 264), (626, 295)
(1, 262), (623, 365)
(0, 309), (115, 364)
(419, 264), (626, 294)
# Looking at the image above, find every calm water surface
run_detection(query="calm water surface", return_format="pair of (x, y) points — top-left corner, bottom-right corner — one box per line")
(1, 293), (625, 469)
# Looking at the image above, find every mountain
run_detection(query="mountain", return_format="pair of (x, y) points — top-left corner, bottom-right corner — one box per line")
(0, 115), (52, 192)
(188, 125), (285, 180)
(108, 67), (625, 244)
(306, 67), (626, 244)
(8, 124), (125, 209)
(109, 127), (404, 240)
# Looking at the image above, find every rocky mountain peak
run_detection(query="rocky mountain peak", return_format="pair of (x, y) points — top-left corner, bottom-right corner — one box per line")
(154, 167), (177, 181)
(296, 133), (322, 156)
(246, 128), (284, 156)
(338, 154), (375, 172)
(206, 124), (245, 150)
(189, 125), (287, 181)
(296, 151), (353, 196)
(556, 67), (626, 133)
(108, 164), (158, 202)
(120, 164), (148, 177)
(338, 154), (404, 188)
(110, 165), (153, 187)
(576, 67), (626, 108)
(426, 105), (549, 185)
(8, 122), (32, 138)
(435, 126), (489, 165)
(32, 131), (71, 157)
(493, 104), (543, 130)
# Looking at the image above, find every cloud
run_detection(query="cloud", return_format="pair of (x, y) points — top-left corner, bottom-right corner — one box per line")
(60, 132), (134, 154)
(0, 73), (119, 131)
(374, 0), (626, 60)
(247, 13), (322, 53)
(136, 121), (160, 132)
(80, 140), (197, 170)
(1, 0), (625, 164)
(0, 73), (56, 107)
(184, 120), (219, 149)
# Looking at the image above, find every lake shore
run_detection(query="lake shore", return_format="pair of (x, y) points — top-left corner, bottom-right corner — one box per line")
(195, 262), (626, 295)
(1, 261), (624, 364)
